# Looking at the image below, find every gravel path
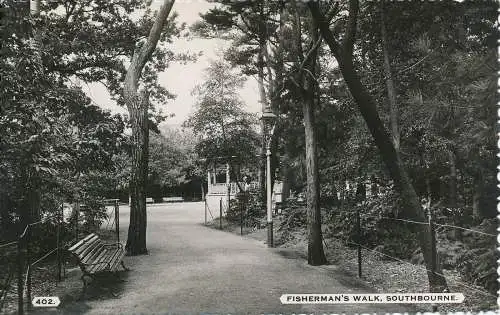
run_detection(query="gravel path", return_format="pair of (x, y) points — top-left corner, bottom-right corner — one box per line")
(32, 202), (415, 314)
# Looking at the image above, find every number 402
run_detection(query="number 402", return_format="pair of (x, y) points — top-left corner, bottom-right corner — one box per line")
(32, 296), (60, 307)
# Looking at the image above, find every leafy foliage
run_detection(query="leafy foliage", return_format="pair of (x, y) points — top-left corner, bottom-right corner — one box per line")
(226, 188), (265, 229)
(200, 0), (499, 294)
(0, 0), (132, 237)
(148, 127), (202, 191)
(183, 59), (260, 178)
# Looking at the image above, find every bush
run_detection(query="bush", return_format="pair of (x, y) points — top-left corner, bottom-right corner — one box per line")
(327, 188), (419, 259)
(455, 218), (498, 294)
(79, 198), (107, 231)
(226, 188), (265, 228)
(278, 198), (307, 231)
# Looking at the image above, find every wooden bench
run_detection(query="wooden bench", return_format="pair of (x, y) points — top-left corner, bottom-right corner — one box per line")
(68, 233), (128, 290)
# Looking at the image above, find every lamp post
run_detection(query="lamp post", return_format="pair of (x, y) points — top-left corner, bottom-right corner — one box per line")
(261, 108), (277, 248)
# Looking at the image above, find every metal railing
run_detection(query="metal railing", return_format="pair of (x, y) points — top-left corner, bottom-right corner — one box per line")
(8, 207), (65, 314)
(204, 192), (256, 235)
(321, 205), (497, 311)
(0, 198), (122, 314)
(103, 199), (120, 243)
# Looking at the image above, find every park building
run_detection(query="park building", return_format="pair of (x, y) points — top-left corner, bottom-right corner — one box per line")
(204, 163), (283, 216)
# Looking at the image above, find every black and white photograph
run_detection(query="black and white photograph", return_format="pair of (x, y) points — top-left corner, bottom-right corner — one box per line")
(0, 0), (498, 314)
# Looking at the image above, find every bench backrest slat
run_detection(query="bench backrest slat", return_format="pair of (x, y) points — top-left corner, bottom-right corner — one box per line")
(81, 243), (105, 265)
(87, 246), (110, 269)
(70, 234), (99, 256)
(77, 238), (102, 261)
(68, 233), (96, 252)
(68, 233), (125, 274)
(69, 234), (101, 258)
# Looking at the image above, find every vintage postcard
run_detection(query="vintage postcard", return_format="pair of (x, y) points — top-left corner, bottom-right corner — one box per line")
(0, 0), (497, 314)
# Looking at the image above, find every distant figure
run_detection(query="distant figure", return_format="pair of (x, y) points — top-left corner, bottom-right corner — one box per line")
(243, 175), (251, 192)
(421, 197), (431, 217)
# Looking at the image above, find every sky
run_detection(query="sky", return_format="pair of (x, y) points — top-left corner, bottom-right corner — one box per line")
(81, 0), (260, 130)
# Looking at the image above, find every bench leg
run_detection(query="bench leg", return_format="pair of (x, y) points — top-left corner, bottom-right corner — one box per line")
(80, 274), (89, 298)
(121, 261), (130, 271)
(81, 274), (87, 289)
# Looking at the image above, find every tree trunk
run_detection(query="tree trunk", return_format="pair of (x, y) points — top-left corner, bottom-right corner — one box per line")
(355, 181), (366, 203)
(370, 175), (379, 198)
(302, 16), (327, 266)
(201, 182), (205, 201)
(303, 93), (327, 265)
(257, 1), (269, 204)
(308, 1), (448, 292)
(380, 4), (400, 151)
(125, 93), (149, 255)
(340, 172), (346, 211)
(448, 150), (457, 209)
(472, 172), (482, 219)
(281, 157), (292, 202)
(26, 0), (42, 225)
(28, 183), (41, 223)
(267, 1), (286, 198)
(258, 47), (267, 203)
(123, 0), (175, 256)
(19, 165), (31, 227)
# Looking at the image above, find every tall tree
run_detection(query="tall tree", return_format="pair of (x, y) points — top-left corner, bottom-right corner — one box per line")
(184, 59), (260, 190)
(124, 0), (175, 256)
(307, 0), (448, 292)
(379, 1), (399, 152)
(288, 2), (327, 265)
(197, 1), (282, 201)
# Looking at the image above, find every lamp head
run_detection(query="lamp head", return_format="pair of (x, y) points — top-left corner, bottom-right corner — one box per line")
(260, 109), (277, 148)
(260, 109), (277, 136)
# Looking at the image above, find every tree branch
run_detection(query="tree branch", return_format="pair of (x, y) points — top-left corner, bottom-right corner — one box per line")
(342, 0), (359, 58)
(307, 1), (341, 58)
(300, 36), (323, 72)
(325, 2), (340, 24)
(48, 57), (127, 77)
(303, 68), (320, 86)
(125, 0), (175, 96)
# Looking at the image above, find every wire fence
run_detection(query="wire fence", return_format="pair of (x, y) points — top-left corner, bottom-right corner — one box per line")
(206, 193), (496, 310)
(202, 190), (496, 311)
(0, 206), (66, 314)
(0, 198), (122, 314)
(204, 191), (270, 238)
(103, 199), (121, 243)
(320, 204), (497, 309)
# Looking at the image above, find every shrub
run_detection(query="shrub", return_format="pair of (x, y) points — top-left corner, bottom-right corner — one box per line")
(327, 188), (419, 259)
(226, 188), (265, 228)
(455, 218), (498, 294)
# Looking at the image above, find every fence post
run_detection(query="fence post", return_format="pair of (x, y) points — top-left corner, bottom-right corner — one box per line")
(115, 200), (120, 243)
(357, 207), (362, 278)
(57, 205), (62, 282)
(204, 200), (207, 225)
(240, 195), (243, 236)
(17, 237), (24, 314)
(429, 215), (438, 312)
(75, 202), (79, 241)
(62, 203), (66, 278)
(26, 229), (31, 310)
(219, 198), (222, 230)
